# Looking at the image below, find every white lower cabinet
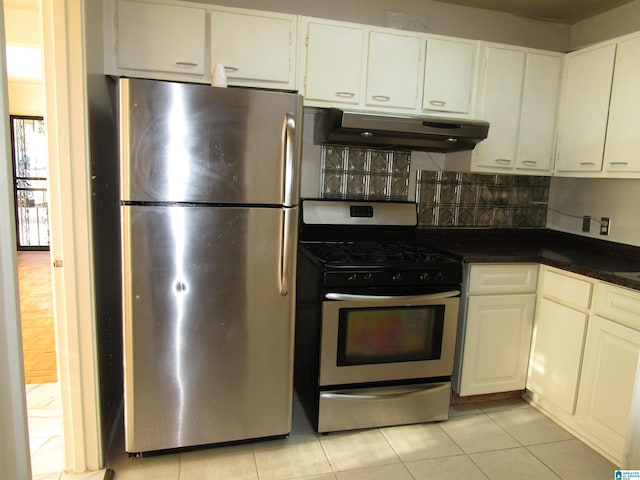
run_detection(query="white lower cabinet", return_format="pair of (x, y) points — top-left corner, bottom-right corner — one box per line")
(455, 264), (537, 396)
(527, 297), (588, 414)
(575, 284), (640, 466)
(459, 294), (536, 395)
(526, 268), (640, 467)
(576, 315), (640, 462)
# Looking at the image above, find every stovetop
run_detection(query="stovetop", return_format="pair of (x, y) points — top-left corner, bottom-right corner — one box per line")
(298, 199), (462, 288)
(301, 241), (458, 267)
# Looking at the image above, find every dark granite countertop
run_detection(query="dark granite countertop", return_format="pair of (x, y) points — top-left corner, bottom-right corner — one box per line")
(417, 228), (640, 291)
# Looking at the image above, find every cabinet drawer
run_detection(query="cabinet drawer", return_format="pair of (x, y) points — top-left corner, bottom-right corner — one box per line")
(595, 283), (640, 331)
(468, 264), (538, 295)
(542, 269), (593, 310)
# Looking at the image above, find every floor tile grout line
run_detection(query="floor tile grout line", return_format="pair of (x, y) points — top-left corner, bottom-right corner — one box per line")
(524, 440), (578, 480)
(315, 432), (338, 477)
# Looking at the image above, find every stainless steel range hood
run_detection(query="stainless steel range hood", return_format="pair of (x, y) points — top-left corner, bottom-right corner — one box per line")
(314, 108), (489, 153)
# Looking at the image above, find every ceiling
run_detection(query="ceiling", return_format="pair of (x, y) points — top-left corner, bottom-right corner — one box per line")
(433, 0), (637, 24)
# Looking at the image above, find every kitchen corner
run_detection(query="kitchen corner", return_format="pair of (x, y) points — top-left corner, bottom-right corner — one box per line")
(417, 228), (640, 291)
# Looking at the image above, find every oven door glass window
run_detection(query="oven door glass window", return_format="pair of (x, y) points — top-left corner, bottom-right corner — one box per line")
(337, 305), (445, 366)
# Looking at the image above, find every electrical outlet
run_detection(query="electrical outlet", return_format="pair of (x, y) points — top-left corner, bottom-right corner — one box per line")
(600, 217), (610, 235)
(582, 216), (591, 233)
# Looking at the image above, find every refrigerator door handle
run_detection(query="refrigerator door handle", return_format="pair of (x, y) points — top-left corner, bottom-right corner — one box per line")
(279, 208), (294, 296)
(283, 113), (297, 207)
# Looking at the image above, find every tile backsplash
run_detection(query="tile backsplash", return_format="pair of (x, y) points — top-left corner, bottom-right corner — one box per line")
(318, 146), (550, 228)
(320, 145), (411, 200)
(416, 171), (549, 228)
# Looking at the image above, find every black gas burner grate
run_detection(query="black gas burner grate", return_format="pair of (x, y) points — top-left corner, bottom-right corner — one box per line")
(303, 241), (455, 266)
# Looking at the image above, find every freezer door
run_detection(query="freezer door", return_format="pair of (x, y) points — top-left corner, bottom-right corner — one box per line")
(120, 78), (302, 206)
(122, 205), (298, 452)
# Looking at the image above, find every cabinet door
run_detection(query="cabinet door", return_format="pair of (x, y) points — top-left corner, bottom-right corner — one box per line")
(603, 36), (640, 176)
(474, 46), (524, 170)
(423, 38), (475, 115)
(303, 21), (365, 105)
(527, 298), (587, 414)
(459, 294), (535, 396)
(517, 53), (562, 172)
(211, 10), (296, 89)
(118, 0), (205, 76)
(576, 315), (640, 463)
(555, 44), (615, 173)
(366, 31), (422, 110)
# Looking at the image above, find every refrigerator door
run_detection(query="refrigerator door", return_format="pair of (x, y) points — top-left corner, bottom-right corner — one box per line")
(120, 78), (302, 206)
(122, 204), (298, 452)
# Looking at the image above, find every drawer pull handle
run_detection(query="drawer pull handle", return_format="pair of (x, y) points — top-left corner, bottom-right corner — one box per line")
(224, 66), (239, 72)
(522, 160), (537, 165)
(579, 162), (596, 166)
(608, 162), (629, 166)
(429, 100), (446, 107)
(336, 91), (356, 98)
(372, 95), (391, 102)
(175, 61), (198, 68)
(495, 159), (512, 165)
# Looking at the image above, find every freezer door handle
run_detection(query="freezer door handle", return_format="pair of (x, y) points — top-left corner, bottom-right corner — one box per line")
(280, 208), (294, 296)
(283, 113), (297, 207)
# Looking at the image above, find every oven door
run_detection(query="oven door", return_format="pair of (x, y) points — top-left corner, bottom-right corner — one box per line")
(319, 290), (460, 386)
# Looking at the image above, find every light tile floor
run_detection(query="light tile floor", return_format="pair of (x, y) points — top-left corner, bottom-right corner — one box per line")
(107, 396), (619, 480)
(26, 382), (109, 480)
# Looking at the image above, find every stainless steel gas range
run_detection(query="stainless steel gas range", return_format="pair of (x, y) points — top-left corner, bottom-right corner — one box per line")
(294, 199), (463, 433)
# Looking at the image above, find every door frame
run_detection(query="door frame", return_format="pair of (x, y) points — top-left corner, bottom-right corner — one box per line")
(40, 0), (103, 472)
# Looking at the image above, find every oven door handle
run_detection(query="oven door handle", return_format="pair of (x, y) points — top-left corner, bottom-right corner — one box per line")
(324, 290), (460, 302)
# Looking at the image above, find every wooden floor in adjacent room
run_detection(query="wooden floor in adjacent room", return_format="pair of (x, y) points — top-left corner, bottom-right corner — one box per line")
(17, 251), (57, 384)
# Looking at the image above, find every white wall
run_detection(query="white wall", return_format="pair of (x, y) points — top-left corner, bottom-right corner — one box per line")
(0, 5), (32, 478)
(191, 0), (570, 51)
(4, 4), (43, 115)
(570, 0), (640, 50)
(547, 177), (640, 247)
(7, 82), (42, 115)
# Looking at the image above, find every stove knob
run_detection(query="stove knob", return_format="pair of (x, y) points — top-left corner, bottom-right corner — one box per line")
(419, 272), (432, 282)
(363, 273), (374, 283)
(392, 273), (403, 283)
(433, 271), (443, 281)
(347, 274), (358, 283)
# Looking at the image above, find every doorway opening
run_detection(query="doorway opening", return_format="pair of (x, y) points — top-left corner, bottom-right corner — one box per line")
(10, 115), (49, 250)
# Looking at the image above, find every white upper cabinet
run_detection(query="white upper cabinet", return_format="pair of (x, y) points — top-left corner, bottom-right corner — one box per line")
(603, 35), (640, 176)
(365, 31), (422, 110)
(210, 8), (297, 89)
(554, 44), (616, 175)
(423, 38), (475, 115)
(300, 17), (478, 117)
(517, 53), (562, 172)
(465, 44), (562, 175)
(302, 19), (366, 106)
(474, 45), (525, 171)
(117, 0), (206, 78)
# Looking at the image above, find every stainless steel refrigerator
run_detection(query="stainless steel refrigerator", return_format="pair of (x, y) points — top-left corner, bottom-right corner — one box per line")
(119, 78), (302, 453)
